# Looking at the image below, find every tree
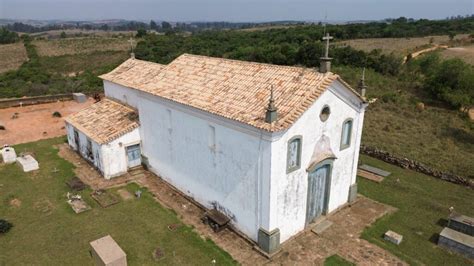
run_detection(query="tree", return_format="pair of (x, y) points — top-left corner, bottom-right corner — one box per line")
(60, 31), (67, 38)
(0, 27), (19, 44)
(99, 24), (109, 31)
(448, 32), (456, 41)
(424, 58), (474, 108)
(150, 20), (158, 30)
(136, 28), (147, 38)
(161, 21), (172, 31)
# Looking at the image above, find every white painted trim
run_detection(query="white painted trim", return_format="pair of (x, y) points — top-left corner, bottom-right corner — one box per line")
(329, 80), (365, 112)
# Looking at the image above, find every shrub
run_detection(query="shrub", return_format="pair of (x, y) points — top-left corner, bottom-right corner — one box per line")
(0, 219), (13, 234)
(52, 111), (62, 118)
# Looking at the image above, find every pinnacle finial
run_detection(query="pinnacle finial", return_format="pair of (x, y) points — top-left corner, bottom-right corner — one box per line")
(128, 37), (136, 59)
(265, 85), (278, 123)
(358, 68), (367, 97)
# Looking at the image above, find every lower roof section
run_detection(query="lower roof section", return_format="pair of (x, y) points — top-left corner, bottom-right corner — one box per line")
(64, 98), (139, 145)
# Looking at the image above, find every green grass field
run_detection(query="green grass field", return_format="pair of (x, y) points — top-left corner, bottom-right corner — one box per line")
(0, 138), (235, 265)
(358, 155), (473, 265)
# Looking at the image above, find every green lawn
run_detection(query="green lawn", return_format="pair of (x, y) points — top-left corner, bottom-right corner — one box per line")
(0, 138), (236, 265)
(324, 254), (354, 266)
(358, 155), (474, 265)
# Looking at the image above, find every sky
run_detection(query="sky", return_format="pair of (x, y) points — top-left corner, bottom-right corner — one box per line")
(0, 0), (473, 22)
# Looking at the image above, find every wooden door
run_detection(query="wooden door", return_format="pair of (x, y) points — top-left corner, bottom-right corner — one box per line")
(126, 144), (141, 168)
(306, 164), (330, 225)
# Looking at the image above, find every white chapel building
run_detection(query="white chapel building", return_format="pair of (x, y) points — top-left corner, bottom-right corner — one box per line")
(65, 49), (368, 254)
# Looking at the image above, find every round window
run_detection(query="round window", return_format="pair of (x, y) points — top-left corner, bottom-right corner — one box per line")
(320, 106), (330, 122)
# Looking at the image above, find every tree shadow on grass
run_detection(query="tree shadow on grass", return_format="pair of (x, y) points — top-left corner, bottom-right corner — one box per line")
(441, 127), (474, 145)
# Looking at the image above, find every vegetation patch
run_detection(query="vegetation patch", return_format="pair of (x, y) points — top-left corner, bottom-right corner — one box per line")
(324, 254), (354, 266)
(0, 219), (13, 234)
(0, 43), (28, 74)
(334, 65), (474, 179)
(358, 155), (473, 265)
(338, 34), (469, 56)
(33, 37), (130, 57)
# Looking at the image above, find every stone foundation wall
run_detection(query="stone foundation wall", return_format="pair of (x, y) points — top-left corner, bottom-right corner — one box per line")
(0, 94), (73, 109)
(360, 145), (473, 189)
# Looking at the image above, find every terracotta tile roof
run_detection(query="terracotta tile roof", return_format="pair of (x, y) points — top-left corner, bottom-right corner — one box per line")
(100, 54), (361, 132)
(64, 99), (139, 144)
(99, 58), (166, 89)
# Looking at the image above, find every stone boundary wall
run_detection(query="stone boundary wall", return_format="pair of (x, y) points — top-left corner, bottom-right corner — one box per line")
(0, 94), (73, 109)
(360, 145), (474, 189)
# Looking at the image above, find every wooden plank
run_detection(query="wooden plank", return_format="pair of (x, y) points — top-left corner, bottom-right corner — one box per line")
(357, 169), (384, 183)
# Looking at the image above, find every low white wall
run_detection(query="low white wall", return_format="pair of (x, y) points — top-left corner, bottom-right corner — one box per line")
(100, 128), (141, 179)
(270, 83), (366, 242)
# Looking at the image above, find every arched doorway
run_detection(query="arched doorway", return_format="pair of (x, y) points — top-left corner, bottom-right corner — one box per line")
(306, 159), (333, 225)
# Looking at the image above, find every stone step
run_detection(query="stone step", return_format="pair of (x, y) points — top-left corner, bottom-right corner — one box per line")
(312, 219), (333, 235)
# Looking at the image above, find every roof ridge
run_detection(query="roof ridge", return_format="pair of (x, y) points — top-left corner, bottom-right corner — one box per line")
(130, 58), (166, 67)
(178, 53), (331, 74)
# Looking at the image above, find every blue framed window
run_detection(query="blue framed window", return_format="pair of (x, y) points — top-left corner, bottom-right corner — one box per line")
(340, 119), (353, 150)
(287, 135), (302, 173)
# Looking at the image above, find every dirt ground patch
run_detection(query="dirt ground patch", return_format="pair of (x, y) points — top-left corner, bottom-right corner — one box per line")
(0, 43), (28, 74)
(0, 99), (94, 145)
(9, 198), (21, 208)
(34, 198), (54, 216)
(117, 188), (133, 200)
(440, 45), (474, 65)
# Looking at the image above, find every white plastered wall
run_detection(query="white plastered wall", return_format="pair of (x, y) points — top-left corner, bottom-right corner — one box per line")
(269, 81), (366, 242)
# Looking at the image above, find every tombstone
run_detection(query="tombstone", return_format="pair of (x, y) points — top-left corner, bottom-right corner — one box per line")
(73, 93), (87, 103)
(438, 227), (474, 259)
(1, 146), (17, 164)
(90, 235), (127, 266)
(448, 213), (473, 236)
(16, 155), (39, 172)
(384, 230), (403, 245)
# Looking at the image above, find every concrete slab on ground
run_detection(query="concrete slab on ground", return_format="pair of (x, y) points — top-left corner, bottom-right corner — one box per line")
(16, 155), (39, 172)
(312, 219), (333, 235)
(359, 164), (392, 177)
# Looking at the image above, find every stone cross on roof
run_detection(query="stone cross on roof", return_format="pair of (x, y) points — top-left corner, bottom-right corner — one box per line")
(128, 37), (136, 59)
(320, 33), (333, 73)
(265, 85), (278, 123)
(322, 33), (333, 58)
